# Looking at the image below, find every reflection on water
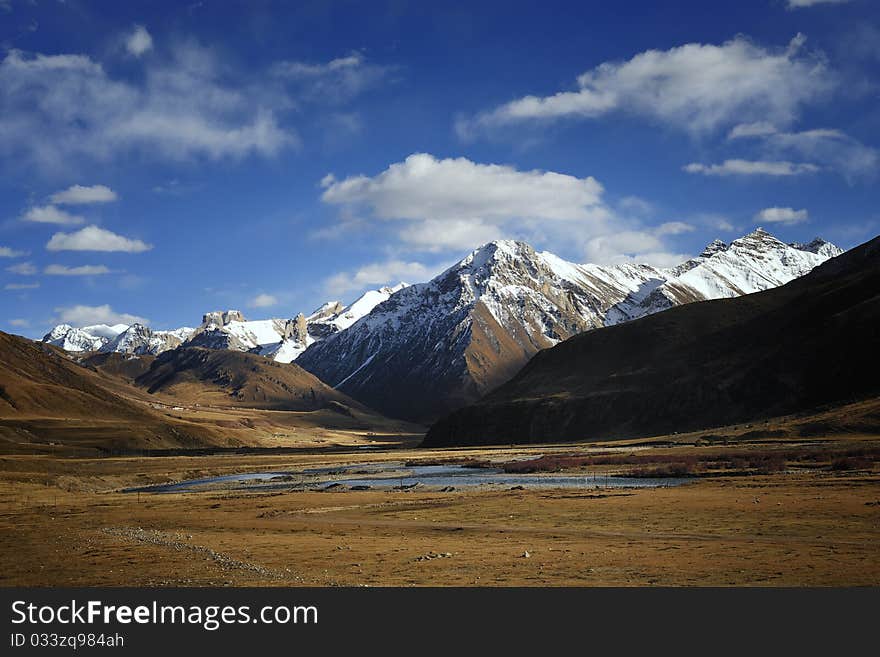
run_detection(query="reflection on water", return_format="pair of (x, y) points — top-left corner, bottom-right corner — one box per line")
(125, 461), (692, 494)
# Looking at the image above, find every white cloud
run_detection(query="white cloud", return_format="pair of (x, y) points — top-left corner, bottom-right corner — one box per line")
(398, 219), (503, 253)
(725, 124), (877, 181)
(125, 25), (153, 57)
(654, 221), (695, 236)
(0, 245), (26, 257)
(6, 261), (36, 275)
(458, 34), (832, 137)
(50, 184), (117, 204)
(755, 207), (809, 225)
(787, 0), (851, 8)
(325, 259), (436, 296)
(584, 230), (689, 268)
(321, 154), (617, 256)
(44, 264), (112, 276)
(617, 196), (654, 217)
(766, 129), (878, 181)
(4, 282), (39, 290)
(272, 52), (391, 103)
(46, 225), (152, 252)
(0, 46), (297, 170)
(54, 304), (147, 327)
(248, 293), (278, 308)
(8, 318), (29, 328)
(728, 122), (779, 139)
(696, 213), (737, 232)
(22, 205), (85, 225)
(321, 153), (611, 251)
(320, 152), (695, 266)
(683, 159), (820, 176)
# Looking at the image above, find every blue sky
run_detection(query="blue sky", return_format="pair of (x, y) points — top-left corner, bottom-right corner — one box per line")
(1, 0), (878, 338)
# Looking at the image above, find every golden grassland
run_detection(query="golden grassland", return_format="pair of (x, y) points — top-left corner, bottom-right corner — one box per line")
(1, 436), (878, 587)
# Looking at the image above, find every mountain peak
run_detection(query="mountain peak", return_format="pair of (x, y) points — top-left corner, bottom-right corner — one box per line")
(201, 309), (246, 327)
(460, 239), (536, 271)
(790, 237), (844, 258)
(699, 239), (729, 258)
(731, 227), (787, 251)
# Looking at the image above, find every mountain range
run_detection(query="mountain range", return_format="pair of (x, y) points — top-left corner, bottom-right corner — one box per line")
(40, 228), (842, 421)
(425, 234), (880, 446)
(297, 229), (841, 420)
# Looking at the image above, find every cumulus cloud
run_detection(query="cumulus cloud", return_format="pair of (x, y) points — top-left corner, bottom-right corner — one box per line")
(22, 205), (85, 225)
(321, 153), (611, 251)
(44, 264), (112, 276)
(50, 184), (117, 204)
(272, 52), (392, 103)
(248, 293), (278, 308)
(46, 225), (152, 252)
(54, 304), (147, 327)
(0, 45), (297, 170)
(584, 227), (690, 267)
(755, 207), (809, 225)
(4, 282), (39, 290)
(325, 259), (436, 296)
(397, 219), (503, 253)
(320, 153), (696, 267)
(458, 34), (832, 137)
(6, 261), (36, 275)
(683, 159), (820, 176)
(8, 318), (29, 328)
(0, 246), (26, 257)
(125, 25), (153, 57)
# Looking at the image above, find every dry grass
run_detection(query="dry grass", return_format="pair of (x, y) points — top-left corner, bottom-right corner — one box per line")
(1, 439), (879, 587)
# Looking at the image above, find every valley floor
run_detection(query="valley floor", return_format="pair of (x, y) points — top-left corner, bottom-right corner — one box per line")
(1, 437), (878, 586)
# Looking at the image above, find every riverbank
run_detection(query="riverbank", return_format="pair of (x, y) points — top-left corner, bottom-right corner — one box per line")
(1, 438), (877, 586)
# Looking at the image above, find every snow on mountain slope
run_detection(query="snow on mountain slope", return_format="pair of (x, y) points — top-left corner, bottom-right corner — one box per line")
(42, 323), (128, 352)
(307, 283), (409, 335)
(40, 282), (413, 362)
(40, 229), (841, 415)
(296, 229), (843, 421)
(181, 283), (411, 363)
(104, 323), (196, 356)
(296, 240), (672, 420)
(790, 237), (845, 259)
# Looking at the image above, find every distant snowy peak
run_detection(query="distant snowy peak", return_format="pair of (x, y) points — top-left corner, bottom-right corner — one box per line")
(790, 237), (845, 259)
(178, 283), (411, 364)
(635, 228), (842, 317)
(104, 323), (196, 356)
(42, 323), (128, 352)
(307, 282), (409, 336)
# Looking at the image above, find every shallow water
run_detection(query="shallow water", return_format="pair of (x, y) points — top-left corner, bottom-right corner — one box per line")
(125, 462), (691, 494)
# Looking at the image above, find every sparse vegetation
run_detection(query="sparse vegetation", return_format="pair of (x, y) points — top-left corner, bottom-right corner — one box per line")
(494, 445), (879, 477)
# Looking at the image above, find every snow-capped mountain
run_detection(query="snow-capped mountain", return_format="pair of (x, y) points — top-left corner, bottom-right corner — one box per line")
(104, 323), (196, 356)
(309, 283), (408, 334)
(185, 283), (409, 363)
(40, 228), (841, 421)
(41, 283), (412, 363)
(42, 323), (129, 352)
(296, 229), (843, 421)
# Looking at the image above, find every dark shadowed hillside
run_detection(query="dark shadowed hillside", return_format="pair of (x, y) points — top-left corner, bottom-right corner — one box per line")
(425, 235), (880, 446)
